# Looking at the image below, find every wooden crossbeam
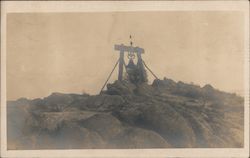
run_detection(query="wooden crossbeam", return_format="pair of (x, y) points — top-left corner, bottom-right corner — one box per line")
(114, 44), (144, 54)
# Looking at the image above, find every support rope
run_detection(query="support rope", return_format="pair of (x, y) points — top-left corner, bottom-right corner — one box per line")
(99, 59), (119, 94)
(142, 60), (159, 80)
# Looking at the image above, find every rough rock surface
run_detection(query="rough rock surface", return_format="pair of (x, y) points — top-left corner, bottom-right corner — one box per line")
(7, 78), (244, 149)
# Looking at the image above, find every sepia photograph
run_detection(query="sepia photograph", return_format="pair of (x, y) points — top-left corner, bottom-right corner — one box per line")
(1, 1), (249, 157)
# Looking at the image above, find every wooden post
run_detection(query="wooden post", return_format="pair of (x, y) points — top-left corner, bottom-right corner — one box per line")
(137, 52), (147, 82)
(118, 51), (124, 81)
(137, 52), (142, 65)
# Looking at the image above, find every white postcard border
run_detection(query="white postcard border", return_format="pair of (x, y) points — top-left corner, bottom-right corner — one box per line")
(1, 1), (249, 157)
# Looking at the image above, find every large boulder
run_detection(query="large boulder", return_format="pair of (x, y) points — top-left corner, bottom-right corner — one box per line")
(112, 127), (171, 148)
(106, 80), (136, 95)
(78, 113), (124, 141)
(78, 94), (125, 111)
(114, 102), (196, 147)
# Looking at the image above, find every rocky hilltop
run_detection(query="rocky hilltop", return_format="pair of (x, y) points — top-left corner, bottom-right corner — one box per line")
(7, 78), (244, 149)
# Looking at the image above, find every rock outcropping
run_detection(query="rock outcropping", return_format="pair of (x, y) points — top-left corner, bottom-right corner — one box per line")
(7, 78), (244, 149)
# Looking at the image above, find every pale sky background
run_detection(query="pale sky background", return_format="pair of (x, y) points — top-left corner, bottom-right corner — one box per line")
(7, 12), (245, 100)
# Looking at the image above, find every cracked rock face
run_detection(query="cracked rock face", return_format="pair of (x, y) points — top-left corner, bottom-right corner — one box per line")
(7, 78), (244, 149)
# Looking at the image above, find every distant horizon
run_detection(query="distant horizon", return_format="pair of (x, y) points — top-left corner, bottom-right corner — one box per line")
(7, 12), (245, 100)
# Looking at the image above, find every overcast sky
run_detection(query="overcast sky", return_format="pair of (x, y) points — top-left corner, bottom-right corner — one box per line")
(7, 11), (245, 100)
